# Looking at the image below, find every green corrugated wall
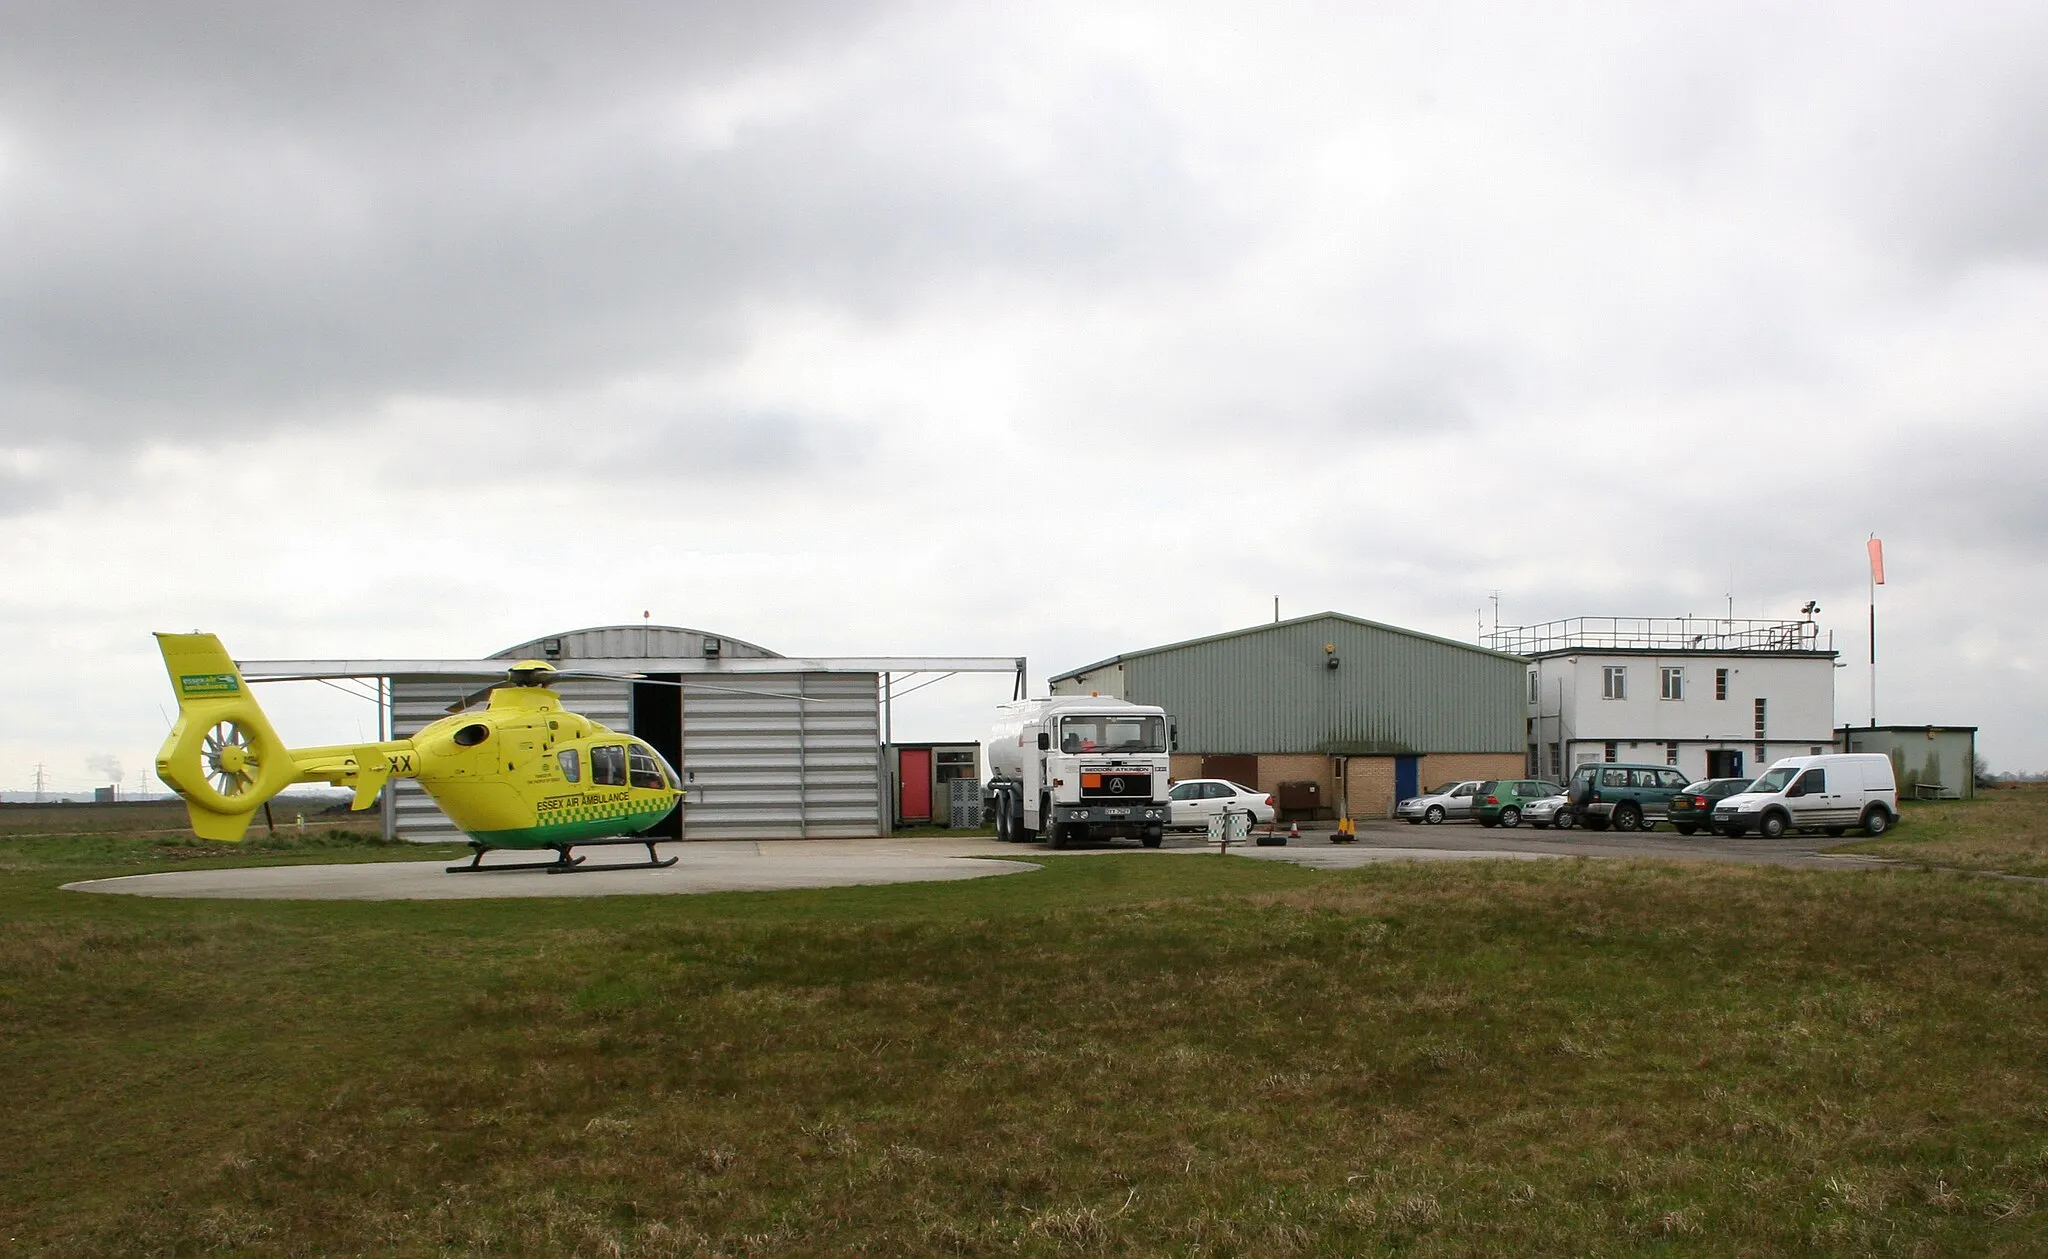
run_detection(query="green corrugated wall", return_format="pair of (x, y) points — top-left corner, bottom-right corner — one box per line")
(1119, 615), (1525, 755)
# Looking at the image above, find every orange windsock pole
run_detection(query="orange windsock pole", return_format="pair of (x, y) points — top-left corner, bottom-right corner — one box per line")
(1867, 536), (1883, 726)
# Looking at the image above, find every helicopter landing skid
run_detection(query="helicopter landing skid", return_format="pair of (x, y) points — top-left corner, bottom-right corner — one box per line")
(445, 838), (679, 874)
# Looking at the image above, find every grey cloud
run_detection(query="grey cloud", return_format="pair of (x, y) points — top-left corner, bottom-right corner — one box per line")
(1890, 417), (2048, 554)
(578, 408), (878, 482)
(1, 4), (1220, 444)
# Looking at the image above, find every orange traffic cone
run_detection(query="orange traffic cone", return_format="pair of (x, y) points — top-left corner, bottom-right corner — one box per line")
(1288, 819), (1300, 840)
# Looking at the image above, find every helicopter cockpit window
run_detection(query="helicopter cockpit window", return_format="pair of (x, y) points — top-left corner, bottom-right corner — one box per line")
(556, 748), (581, 783)
(590, 745), (627, 787)
(628, 745), (667, 790)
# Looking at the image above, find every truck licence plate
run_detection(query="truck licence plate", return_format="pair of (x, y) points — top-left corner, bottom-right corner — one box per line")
(1105, 808), (1129, 816)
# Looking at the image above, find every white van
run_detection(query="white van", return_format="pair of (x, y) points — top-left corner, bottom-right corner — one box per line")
(1711, 753), (1899, 839)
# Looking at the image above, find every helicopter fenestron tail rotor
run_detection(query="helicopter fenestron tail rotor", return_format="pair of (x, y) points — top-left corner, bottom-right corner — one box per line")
(201, 719), (263, 799)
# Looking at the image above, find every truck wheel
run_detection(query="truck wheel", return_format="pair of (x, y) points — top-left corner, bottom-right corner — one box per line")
(994, 795), (1011, 842)
(1862, 806), (1892, 836)
(1142, 825), (1163, 849)
(1049, 823), (1070, 850)
(1612, 804), (1641, 832)
(1759, 811), (1787, 839)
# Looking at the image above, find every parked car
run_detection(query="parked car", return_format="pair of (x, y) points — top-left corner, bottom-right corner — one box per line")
(1666, 778), (1754, 835)
(1523, 792), (1574, 829)
(1566, 763), (1694, 831)
(1472, 779), (1563, 828)
(1712, 754), (1900, 838)
(1166, 779), (1276, 830)
(1396, 780), (1482, 825)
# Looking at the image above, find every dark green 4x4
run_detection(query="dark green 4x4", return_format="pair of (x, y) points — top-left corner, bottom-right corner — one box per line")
(1567, 763), (1693, 832)
(1472, 779), (1561, 828)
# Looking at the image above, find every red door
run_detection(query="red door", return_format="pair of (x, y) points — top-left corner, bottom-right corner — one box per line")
(899, 748), (932, 822)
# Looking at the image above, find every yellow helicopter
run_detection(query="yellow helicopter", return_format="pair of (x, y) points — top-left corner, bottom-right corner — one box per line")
(154, 632), (686, 873)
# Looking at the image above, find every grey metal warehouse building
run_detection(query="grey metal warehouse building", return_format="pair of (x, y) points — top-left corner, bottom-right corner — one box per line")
(1049, 612), (1528, 818)
(238, 624), (1020, 841)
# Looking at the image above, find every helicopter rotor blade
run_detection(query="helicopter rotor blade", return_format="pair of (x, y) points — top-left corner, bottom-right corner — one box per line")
(444, 683), (501, 714)
(542, 670), (832, 703)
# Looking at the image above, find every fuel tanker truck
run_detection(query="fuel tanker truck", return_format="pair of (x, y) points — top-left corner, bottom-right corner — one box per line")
(984, 696), (1171, 848)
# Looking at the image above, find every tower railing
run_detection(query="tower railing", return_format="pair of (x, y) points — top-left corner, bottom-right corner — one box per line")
(1483, 617), (1828, 655)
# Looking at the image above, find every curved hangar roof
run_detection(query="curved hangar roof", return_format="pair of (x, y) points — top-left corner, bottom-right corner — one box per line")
(492, 623), (781, 664)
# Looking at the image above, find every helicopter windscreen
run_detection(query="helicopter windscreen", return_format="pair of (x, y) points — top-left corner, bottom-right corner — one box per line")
(628, 745), (668, 790)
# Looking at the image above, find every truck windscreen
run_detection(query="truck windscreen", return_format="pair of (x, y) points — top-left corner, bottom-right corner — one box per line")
(1058, 715), (1166, 754)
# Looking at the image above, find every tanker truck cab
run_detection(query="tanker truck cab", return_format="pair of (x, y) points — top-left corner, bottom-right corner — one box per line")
(985, 697), (1173, 849)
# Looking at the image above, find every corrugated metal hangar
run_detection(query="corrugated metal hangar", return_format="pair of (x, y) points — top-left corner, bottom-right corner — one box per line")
(237, 625), (1021, 841)
(1049, 612), (1528, 818)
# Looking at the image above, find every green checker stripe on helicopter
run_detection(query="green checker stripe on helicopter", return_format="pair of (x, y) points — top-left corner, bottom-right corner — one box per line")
(468, 800), (678, 849)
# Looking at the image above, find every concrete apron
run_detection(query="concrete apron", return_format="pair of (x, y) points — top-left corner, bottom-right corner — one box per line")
(61, 835), (1570, 902)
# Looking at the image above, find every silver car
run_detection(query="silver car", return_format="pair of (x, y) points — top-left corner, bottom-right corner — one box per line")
(1396, 780), (1482, 825)
(1522, 792), (1575, 830)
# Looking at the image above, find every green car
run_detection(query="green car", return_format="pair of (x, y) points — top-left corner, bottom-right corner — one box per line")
(1472, 779), (1563, 828)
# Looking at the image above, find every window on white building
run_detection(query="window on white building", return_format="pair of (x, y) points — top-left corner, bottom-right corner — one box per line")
(1715, 668), (1729, 700)
(1528, 671), (1540, 704)
(1603, 666), (1627, 700)
(1753, 698), (1768, 739)
(1603, 741), (1617, 762)
(1666, 742), (1679, 765)
(1661, 667), (1684, 700)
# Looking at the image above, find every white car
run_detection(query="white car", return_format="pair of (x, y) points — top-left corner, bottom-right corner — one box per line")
(1522, 793), (1575, 830)
(1396, 780), (1482, 825)
(1166, 779), (1276, 830)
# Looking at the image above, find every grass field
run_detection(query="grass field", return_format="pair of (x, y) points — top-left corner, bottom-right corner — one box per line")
(4, 805), (2047, 1256)
(1833, 784), (2048, 878)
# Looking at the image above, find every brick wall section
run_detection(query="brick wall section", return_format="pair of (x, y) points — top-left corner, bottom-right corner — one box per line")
(1252, 754), (1333, 817)
(1420, 753), (1526, 789)
(1336, 753), (1526, 818)
(1173, 752), (1528, 819)
(1345, 758), (1399, 818)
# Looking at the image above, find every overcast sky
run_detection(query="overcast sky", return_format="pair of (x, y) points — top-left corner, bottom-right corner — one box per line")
(5, 1), (2046, 795)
